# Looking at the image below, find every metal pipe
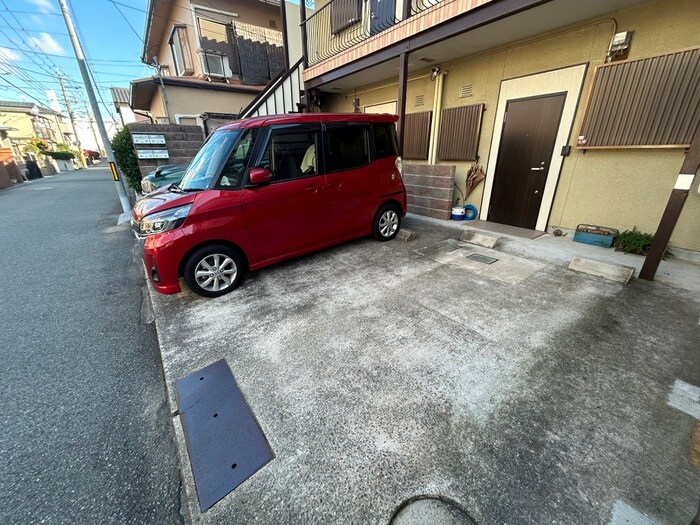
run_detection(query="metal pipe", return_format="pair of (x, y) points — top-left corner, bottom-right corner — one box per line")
(427, 68), (445, 164)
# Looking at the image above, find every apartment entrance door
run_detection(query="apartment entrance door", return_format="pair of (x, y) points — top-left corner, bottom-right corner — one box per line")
(488, 93), (566, 229)
(370, 0), (396, 36)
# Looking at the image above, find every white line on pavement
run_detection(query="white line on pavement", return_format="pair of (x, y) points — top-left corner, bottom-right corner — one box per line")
(667, 379), (700, 420)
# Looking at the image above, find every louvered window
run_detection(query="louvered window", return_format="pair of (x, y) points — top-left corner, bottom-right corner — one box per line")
(437, 104), (484, 161)
(169, 26), (194, 76)
(197, 15), (239, 77)
(403, 111), (432, 160)
(578, 47), (700, 148)
(331, 0), (361, 34)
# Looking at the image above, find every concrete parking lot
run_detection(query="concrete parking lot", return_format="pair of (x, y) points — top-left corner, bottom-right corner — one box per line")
(147, 216), (700, 524)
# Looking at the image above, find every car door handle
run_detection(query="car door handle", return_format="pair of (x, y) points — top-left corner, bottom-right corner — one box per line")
(530, 167), (545, 171)
(327, 180), (342, 190)
(305, 184), (319, 193)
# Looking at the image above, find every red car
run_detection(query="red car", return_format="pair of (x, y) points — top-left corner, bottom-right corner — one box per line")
(132, 113), (406, 297)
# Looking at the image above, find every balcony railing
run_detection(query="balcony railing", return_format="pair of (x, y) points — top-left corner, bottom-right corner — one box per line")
(303, 0), (443, 67)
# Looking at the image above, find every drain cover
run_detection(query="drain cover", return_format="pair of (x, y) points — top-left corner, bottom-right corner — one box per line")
(467, 253), (498, 265)
(175, 359), (274, 511)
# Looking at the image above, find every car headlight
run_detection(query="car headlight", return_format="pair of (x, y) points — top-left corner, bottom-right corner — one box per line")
(139, 204), (192, 236)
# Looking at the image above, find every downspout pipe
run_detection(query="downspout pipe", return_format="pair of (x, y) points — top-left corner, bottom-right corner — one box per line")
(428, 69), (446, 164)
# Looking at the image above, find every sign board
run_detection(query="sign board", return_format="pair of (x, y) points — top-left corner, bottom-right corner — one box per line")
(132, 134), (166, 145)
(136, 149), (170, 159)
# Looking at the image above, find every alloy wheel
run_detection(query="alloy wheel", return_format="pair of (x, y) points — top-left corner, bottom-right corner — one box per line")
(379, 210), (399, 238)
(194, 253), (238, 293)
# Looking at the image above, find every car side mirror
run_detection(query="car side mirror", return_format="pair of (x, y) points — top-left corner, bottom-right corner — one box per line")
(154, 168), (163, 178)
(249, 167), (272, 185)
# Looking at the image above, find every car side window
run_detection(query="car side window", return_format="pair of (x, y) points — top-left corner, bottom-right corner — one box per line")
(373, 124), (398, 159)
(326, 125), (370, 173)
(259, 128), (319, 183)
(218, 129), (257, 189)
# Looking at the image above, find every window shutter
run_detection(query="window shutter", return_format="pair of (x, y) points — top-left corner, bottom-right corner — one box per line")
(403, 111), (432, 160)
(437, 104), (484, 161)
(197, 17), (238, 76)
(175, 26), (194, 75)
(578, 47), (700, 148)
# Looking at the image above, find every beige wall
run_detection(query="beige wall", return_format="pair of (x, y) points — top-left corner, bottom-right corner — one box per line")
(150, 85), (257, 121)
(0, 111), (66, 154)
(156, 0), (281, 78)
(325, 0), (700, 251)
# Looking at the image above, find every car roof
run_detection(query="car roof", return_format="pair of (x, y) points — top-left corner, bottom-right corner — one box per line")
(217, 112), (399, 131)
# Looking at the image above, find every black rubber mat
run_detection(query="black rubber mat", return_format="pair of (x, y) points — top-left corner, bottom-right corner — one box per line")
(175, 359), (274, 512)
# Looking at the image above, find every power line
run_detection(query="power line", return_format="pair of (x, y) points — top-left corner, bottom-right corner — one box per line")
(0, 26), (68, 37)
(0, 8), (62, 16)
(0, 75), (46, 106)
(66, 0), (117, 120)
(106, 0), (144, 43)
(0, 1), (67, 75)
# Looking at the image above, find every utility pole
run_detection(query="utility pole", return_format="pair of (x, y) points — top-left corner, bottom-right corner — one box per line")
(58, 0), (130, 214)
(83, 102), (102, 154)
(57, 73), (86, 168)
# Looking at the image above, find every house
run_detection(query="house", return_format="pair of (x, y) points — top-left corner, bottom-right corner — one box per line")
(130, 0), (288, 131)
(110, 87), (151, 126)
(0, 101), (73, 156)
(293, 0), (699, 254)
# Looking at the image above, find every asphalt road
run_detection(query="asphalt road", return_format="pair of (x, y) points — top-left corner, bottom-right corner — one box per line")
(0, 168), (183, 524)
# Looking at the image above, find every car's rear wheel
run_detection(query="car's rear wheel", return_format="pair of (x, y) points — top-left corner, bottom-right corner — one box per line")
(183, 245), (244, 298)
(373, 204), (401, 241)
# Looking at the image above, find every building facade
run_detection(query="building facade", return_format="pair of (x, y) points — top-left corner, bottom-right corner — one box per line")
(131, 0), (288, 130)
(0, 101), (73, 156)
(299, 0), (700, 253)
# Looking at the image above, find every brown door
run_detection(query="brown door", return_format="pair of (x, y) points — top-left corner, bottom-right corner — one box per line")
(489, 93), (566, 229)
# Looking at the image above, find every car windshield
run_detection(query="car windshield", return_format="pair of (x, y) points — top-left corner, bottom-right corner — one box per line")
(178, 130), (241, 191)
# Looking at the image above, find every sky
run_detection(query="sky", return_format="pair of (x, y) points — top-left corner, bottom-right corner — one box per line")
(0, 0), (152, 121)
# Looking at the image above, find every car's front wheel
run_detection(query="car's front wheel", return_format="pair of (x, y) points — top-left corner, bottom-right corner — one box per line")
(373, 204), (401, 241)
(183, 245), (244, 298)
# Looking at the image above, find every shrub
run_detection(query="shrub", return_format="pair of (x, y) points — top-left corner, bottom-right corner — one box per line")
(111, 127), (141, 192)
(56, 143), (73, 152)
(614, 227), (669, 258)
(44, 150), (75, 160)
(23, 137), (49, 154)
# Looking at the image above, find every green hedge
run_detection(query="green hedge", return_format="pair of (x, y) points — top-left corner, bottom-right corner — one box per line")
(44, 151), (75, 160)
(111, 127), (141, 192)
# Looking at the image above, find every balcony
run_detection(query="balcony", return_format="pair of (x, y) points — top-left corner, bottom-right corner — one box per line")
(302, 0), (495, 82)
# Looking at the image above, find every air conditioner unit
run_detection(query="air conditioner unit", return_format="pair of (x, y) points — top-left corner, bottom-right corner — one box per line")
(201, 52), (232, 79)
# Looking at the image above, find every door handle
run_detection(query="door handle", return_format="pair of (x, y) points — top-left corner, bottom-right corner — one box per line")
(530, 167), (545, 171)
(305, 184), (318, 193)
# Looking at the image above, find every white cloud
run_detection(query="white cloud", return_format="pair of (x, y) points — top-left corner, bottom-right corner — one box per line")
(0, 47), (21, 74)
(27, 33), (67, 56)
(0, 47), (21, 62)
(28, 0), (56, 14)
